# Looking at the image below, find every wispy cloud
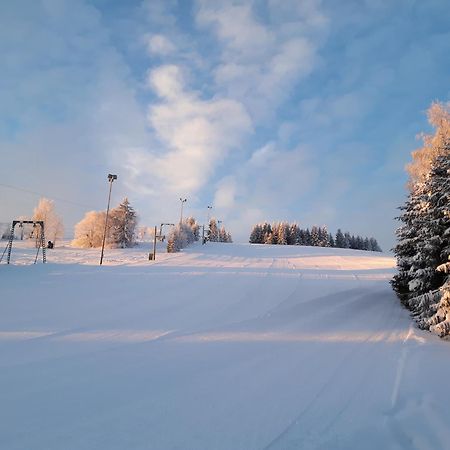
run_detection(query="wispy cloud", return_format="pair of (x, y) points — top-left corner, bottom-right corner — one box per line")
(124, 63), (252, 197)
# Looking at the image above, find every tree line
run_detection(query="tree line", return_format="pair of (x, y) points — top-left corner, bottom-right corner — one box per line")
(249, 223), (382, 252)
(392, 101), (450, 337)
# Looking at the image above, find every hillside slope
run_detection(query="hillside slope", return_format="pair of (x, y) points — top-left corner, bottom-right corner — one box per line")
(1, 243), (449, 449)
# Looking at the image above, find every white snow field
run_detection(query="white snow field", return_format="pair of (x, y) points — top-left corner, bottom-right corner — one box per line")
(1, 242), (450, 450)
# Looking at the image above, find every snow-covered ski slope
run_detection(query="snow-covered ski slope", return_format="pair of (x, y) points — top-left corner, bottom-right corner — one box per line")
(1, 243), (450, 450)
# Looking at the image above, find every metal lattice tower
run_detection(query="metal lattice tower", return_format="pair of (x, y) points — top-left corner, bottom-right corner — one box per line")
(4, 220), (46, 265)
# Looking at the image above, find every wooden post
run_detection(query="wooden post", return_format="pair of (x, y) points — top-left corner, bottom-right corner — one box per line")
(149, 225), (157, 261)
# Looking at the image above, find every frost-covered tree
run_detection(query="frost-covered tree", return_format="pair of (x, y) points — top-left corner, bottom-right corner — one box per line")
(427, 260), (450, 336)
(167, 221), (197, 253)
(207, 219), (219, 242)
(277, 222), (289, 245)
(109, 198), (138, 248)
(393, 101), (450, 336)
(72, 210), (106, 248)
(185, 217), (200, 241)
(335, 229), (345, 248)
(249, 224), (263, 244)
(310, 226), (321, 246)
(33, 198), (64, 247)
(318, 226), (330, 247)
(407, 101), (450, 188)
(328, 233), (335, 248)
(369, 238), (381, 252)
(289, 224), (300, 245)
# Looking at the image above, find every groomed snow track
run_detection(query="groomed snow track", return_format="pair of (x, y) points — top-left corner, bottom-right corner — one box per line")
(1, 243), (450, 449)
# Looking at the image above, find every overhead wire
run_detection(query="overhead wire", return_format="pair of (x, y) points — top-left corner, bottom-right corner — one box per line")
(0, 182), (98, 210)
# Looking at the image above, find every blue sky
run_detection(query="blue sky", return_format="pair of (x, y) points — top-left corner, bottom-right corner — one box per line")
(1, 0), (449, 249)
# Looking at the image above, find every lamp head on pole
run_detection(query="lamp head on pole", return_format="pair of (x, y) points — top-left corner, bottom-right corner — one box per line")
(108, 174), (118, 182)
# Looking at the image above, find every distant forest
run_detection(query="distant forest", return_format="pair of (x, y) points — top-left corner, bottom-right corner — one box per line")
(249, 223), (382, 252)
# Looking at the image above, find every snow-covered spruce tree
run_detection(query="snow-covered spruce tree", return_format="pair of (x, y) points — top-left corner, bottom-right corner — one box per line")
(310, 226), (321, 246)
(393, 103), (450, 334)
(268, 223), (278, 245)
(409, 150), (450, 324)
(207, 219), (219, 242)
(328, 233), (335, 248)
(370, 238), (382, 252)
(109, 198), (138, 248)
(261, 223), (272, 244)
(304, 228), (312, 246)
(33, 198), (64, 247)
(289, 224), (300, 245)
(392, 181), (429, 304)
(249, 224), (263, 244)
(218, 227), (227, 242)
(427, 260), (450, 336)
(335, 229), (345, 248)
(319, 227), (330, 247)
(277, 223), (289, 245)
(298, 229), (306, 245)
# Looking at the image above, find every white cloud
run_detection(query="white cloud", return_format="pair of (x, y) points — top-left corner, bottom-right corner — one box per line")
(196, 3), (274, 60)
(125, 64), (252, 197)
(196, 0), (327, 119)
(146, 34), (176, 55)
(147, 64), (185, 100)
(213, 176), (237, 210)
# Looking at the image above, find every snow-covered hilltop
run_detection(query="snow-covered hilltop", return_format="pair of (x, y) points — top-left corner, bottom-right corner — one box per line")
(1, 243), (449, 449)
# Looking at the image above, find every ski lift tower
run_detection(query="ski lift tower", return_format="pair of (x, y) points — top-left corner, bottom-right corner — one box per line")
(0, 220), (46, 264)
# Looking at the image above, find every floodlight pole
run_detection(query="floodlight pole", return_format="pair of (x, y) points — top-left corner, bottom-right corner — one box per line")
(100, 174), (117, 265)
(179, 198), (187, 225)
(207, 205), (212, 225)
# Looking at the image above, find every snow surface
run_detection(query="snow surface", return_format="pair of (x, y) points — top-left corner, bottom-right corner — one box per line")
(1, 242), (450, 449)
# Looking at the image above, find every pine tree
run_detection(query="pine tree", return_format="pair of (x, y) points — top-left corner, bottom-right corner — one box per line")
(343, 232), (351, 248)
(298, 229), (306, 245)
(370, 238), (382, 252)
(335, 229), (345, 248)
(249, 224), (263, 244)
(109, 198), (138, 248)
(427, 260), (450, 336)
(208, 219), (219, 242)
(304, 228), (312, 246)
(393, 127), (450, 333)
(311, 226), (321, 246)
(262, 223), (272, 244)
(277, 223), (289, 245)
(319, 226), (330, 247)
(289, 224), (300, 245)
(328, 233), (335, 248)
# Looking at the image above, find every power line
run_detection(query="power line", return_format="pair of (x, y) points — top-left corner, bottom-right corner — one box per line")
(0, 182), (98, 210)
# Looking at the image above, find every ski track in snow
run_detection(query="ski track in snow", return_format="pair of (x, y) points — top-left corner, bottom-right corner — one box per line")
(1, 242), (449, 450)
